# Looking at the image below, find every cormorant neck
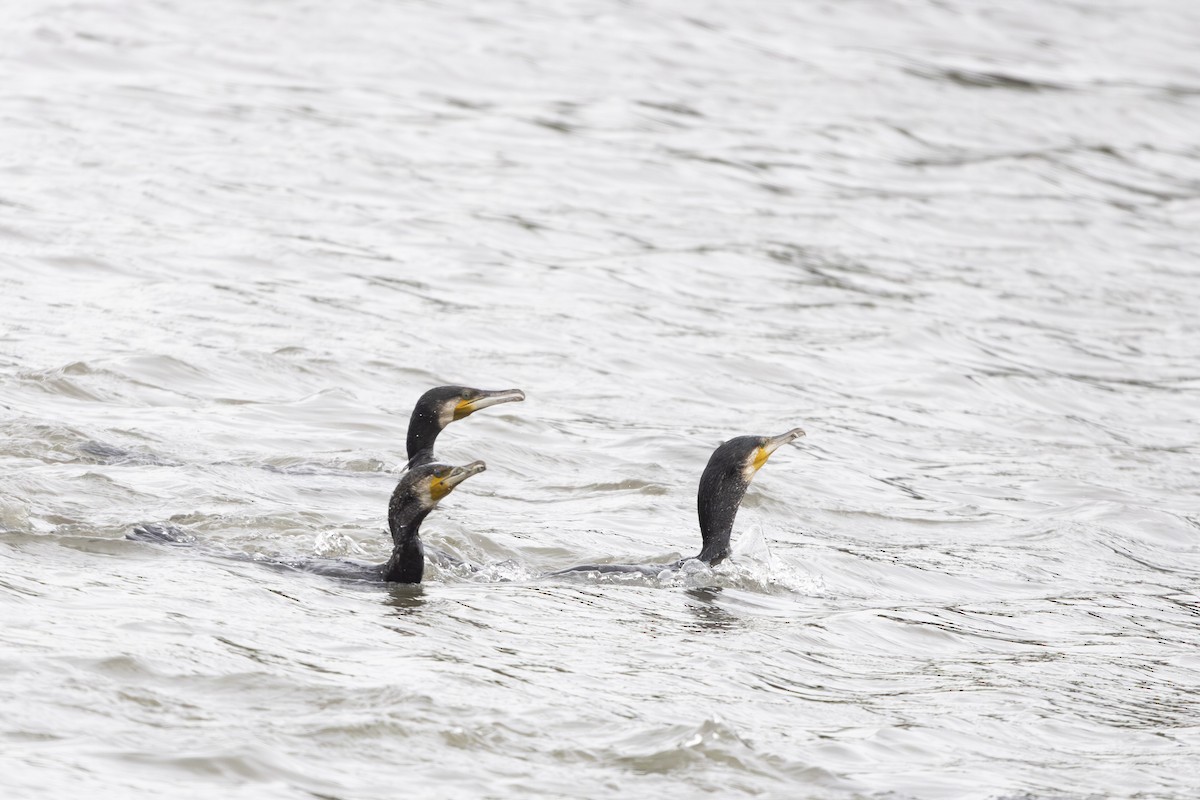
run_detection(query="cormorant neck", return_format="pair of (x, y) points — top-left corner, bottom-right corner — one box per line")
(389, 499), (432, 547)
(696, 464), (750, 567)
(693, 430), (803, 568)
(387, 491), (434, 584)
(406, 448), (435, 470)
(385, 537), (425, 583)
(406, 404), (445, 462)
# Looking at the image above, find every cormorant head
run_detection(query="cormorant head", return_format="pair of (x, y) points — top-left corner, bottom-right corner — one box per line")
(696, 428), (805, 566)
(389, 459), (487, 544)
(407, 385), (525, 462)
(397, 459), (488, 509)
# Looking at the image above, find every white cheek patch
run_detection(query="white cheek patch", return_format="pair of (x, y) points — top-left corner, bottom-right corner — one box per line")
(438, 402), (457, 428)
(418, 481), (436, 507)
(741, 455), (759, 482)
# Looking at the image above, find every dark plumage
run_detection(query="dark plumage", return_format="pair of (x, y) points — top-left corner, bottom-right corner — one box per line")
(557, 428), (806, 575)
(384, 459), (487, 583)
(129, 385), (519, 584)
(406, 385), (525, 468)
(129, 459), (487, 584)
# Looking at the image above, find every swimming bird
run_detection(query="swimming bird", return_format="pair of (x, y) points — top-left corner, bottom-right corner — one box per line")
(405, 385), (525, 469)
(557, 428), (806, 575)
(128, 384), (516, 582)
(129, 458), (487, 584)
(384, 459), (486, 583)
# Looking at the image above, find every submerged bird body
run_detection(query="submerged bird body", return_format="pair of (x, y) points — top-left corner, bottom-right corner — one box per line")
(406, 385), (525, 468)
(385, 384), (521, 580)
(130, 384), (798, 586)
(384, 459), (486, 583)
(558, 428), (805, 575)
(129, 458), (486, 585)
(130, 384), (518, 584)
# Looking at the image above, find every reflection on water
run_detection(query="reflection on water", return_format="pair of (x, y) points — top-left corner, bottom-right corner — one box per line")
(682, 587), (742, 633)
(383, 584), (428, 613)
(2, 0), (1200, 797)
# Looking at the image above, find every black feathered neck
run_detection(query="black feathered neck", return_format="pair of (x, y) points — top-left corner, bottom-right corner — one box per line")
(406, 386), (467, 462)
(696, 436), (759, 566)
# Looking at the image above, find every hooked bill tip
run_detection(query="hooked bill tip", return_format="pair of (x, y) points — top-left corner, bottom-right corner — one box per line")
(763, 427), (806, 455)
(465, 389), (525, 411)
(441, 459), (487, 490)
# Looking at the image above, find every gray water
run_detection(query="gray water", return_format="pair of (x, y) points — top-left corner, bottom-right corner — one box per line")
(2, 0), (1200, 797)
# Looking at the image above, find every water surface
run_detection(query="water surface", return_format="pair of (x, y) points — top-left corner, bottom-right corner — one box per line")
(2, 0), (1199, 797)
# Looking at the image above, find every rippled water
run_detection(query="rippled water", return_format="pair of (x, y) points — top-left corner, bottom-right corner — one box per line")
(3, 0), (1200, 797)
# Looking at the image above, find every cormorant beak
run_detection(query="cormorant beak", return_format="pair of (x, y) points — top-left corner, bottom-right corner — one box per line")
(429, 460), (487, 502)
(752, 428), (806, 471)
(454, 388), (526, 420)
(443, 460), (487, 489)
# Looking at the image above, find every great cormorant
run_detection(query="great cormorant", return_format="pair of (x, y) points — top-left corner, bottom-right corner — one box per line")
(130, 458), (487, 584)
(405, 386), (524, 468)
(556, 428), (806, 575)
(383, 459), (487, 583)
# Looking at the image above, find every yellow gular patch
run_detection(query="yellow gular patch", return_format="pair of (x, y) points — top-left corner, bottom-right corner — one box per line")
(453, 398), (473, 420)
(429, 476), (450, 502)
(752, 447), (770, 472)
